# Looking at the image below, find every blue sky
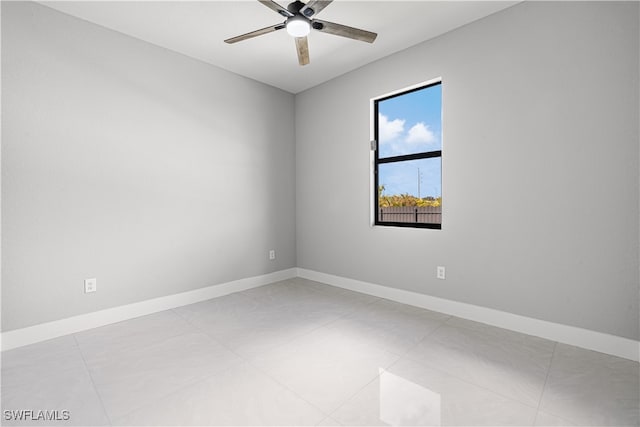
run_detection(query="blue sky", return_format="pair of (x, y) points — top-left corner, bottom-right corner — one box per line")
(378, 84), (442, 198)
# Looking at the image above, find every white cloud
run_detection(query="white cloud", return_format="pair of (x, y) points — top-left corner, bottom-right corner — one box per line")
(378, 114), (405, 143)
(406, 122), (436, 144)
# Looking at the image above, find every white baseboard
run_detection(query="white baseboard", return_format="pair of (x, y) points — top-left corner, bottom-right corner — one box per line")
(297, 268), (640, 362)
(4, 266), (638, 362)
(1, 268), (297, 352)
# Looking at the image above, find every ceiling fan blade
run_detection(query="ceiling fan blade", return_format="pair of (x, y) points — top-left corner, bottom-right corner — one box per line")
(224, 23), (285, 44)
(295, 36), (310, 66)
(258, 0), (294, 17)
(312, 19), (377, 43)
(300, 0), (333, 18)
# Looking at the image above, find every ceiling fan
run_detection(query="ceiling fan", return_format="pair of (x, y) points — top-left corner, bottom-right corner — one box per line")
(224, 0), (377, 66)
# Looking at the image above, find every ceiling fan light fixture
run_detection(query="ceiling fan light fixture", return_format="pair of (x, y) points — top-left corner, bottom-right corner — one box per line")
(225, 1), (378, 66)
(286, 16), (310, 37)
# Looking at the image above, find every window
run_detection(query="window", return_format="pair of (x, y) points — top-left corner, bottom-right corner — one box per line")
(372, 80), (442, 229)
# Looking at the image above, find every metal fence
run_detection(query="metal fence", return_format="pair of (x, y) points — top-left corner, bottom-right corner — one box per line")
(379, 206), (442, 224)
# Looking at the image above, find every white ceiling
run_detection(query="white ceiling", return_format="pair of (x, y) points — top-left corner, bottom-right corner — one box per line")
(41, 1), (518, 93)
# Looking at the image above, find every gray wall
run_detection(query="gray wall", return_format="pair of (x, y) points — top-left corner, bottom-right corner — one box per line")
(296, 1), (640, 340)
(2, 2), (296, 331)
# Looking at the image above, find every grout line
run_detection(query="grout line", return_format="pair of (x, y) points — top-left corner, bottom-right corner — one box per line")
(325, 347), (407, 423)
(72, 334), (115, 426)
(316, 416), (343, 426)
(222, 280), (384, 358)
(229, 281), (393, 423)
(536, 340), (558, 407)
(532, 341), (561, 425)
(107, 358), (246, 424)
(398, 321), (547, 414)
(399, 349), (542, 420)
(168, 280), (343, 402)
(244, 357), (332, 424)
(236, 281), (454, 423)
(75, 310), (202, 352)
(324, 367), (384, 422)
(77, 310), (244, 423)
(170, 305), (245, 359)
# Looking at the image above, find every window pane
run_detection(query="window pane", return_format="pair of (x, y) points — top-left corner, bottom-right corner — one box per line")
(378, 157), (441, 224)
(377, 84), (442, 158)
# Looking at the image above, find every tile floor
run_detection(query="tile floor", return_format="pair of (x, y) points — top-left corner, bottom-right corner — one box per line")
(2, 278), (638, 426)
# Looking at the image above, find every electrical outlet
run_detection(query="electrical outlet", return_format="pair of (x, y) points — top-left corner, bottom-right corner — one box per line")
(436, 266), (446, 280)
(84, 278), (97, 293)
(269, 250), (276, 260)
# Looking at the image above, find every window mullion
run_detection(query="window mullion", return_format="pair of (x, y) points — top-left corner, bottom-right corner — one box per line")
(378, 150), (442, 164)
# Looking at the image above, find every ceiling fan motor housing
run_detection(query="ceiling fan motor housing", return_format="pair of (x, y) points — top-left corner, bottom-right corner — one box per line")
(287, 1), (307, 15)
